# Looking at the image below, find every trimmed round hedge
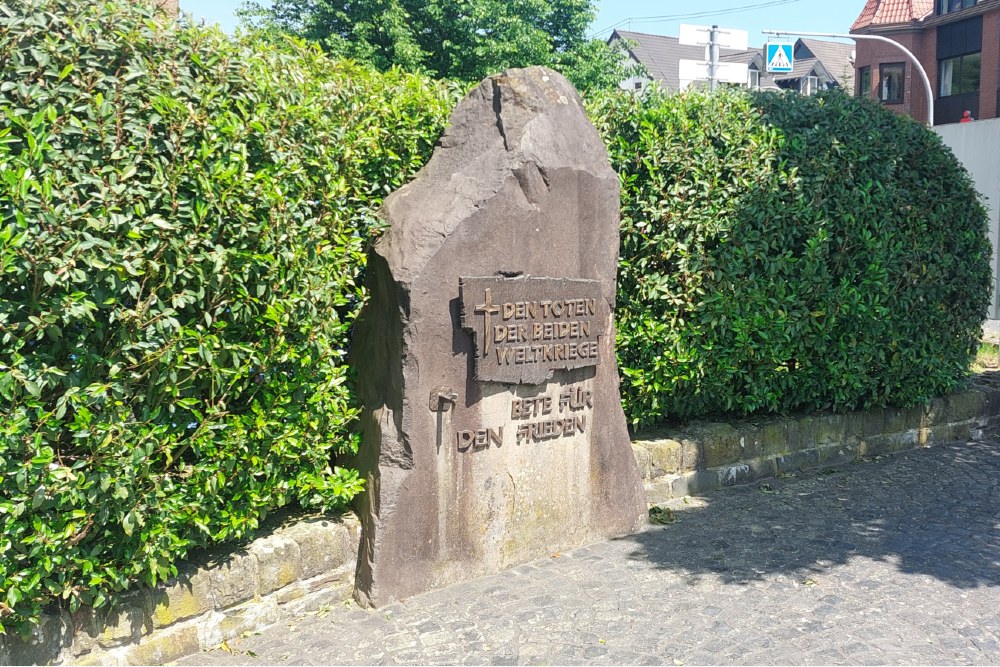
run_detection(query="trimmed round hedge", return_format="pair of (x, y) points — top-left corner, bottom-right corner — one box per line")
(0, 0), (455, 631)
(589, 88), (992, 425)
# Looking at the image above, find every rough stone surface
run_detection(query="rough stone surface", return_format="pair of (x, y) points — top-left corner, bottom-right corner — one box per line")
(173, 437), (1000, 666)
(690, 422), (741, 467)
(205, 552), (259, 610)
(69, 651), (117, 666)
(647, 438), (686, 473)
(96, 603), (145, 649)
(278, 518), (355, 580)
(251, 535), (302, 597)
(120, 622), (200, 666)
(630, 443), (651, 479)
(759, 419), (792, 457)
(216, 600), (281, 640)
(349, 66), (645, 607)
(151, 570), (214, 629)
(2, 610), (71, 666)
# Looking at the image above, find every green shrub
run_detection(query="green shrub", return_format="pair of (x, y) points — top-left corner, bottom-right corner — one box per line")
(0, 0), (454, 632)
(589, 88), (992, 425)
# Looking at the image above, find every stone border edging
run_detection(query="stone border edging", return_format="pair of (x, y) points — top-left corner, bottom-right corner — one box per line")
(632, 375), (1000, 504)
(4, 374), (999, 666)
(0, 516), (359, 666)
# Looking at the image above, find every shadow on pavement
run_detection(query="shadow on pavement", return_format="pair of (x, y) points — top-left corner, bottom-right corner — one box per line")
(624, 439), (1000, 589)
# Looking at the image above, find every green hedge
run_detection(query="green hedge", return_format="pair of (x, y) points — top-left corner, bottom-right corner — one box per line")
(0, 0), (454, 632)
(589, 88), (992, 425)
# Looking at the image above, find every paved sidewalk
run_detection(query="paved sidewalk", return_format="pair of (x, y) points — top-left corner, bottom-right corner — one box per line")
(984, 321), (1000, 346)
(175, 438), (1000, 665)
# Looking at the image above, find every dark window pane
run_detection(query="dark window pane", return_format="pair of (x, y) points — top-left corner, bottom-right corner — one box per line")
(940, 0), (979, 15)
(960, 52), (981, 93)
(858, 66), (872, 97)
(937, 16), (983, 59)
(939, 52), (981, 96)
(880, 63), (904, 103)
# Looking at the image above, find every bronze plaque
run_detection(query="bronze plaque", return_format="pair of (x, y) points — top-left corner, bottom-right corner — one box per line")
(460, 276), (607, 384)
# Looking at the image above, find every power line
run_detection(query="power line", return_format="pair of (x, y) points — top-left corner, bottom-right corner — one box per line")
(589, 0), (805, 39)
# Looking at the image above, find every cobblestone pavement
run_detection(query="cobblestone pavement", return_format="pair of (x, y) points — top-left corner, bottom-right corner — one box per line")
(175, 439), (1000, 665)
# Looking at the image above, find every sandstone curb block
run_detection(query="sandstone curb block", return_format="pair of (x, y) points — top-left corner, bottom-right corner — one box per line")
(0, 515), (359, 666)
(635, 375), (1000, 504)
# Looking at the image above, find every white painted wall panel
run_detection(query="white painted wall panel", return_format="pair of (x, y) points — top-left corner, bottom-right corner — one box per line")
(936, 118), (1000, 320)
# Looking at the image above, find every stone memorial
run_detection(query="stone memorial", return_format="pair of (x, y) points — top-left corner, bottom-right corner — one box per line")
(350, 67), (646, 607)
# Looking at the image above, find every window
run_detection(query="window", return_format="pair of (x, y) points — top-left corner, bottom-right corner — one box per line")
(939, 52), (980, 96)
(634, 81), (643, 90)
(801, 75), (819, 95)
(748, 68), (760, 89)
(857, 66), (872, 98)
(879, 63), (905, 103)
(937, 0), (976, 15)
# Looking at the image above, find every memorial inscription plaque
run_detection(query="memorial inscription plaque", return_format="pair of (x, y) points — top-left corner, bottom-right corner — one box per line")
(460, 276), (607, 383)
(350, 67), (646, 607)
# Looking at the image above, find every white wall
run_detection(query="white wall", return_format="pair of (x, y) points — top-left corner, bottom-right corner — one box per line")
(935, 118), (1000, 320)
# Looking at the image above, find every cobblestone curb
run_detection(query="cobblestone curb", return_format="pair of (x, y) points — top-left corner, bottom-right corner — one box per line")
(633, 373), (1000, 503)
(0, 515), (359, 666)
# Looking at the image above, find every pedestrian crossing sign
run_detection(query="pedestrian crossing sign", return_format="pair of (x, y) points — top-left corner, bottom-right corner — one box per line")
(766, 42), (794, 73)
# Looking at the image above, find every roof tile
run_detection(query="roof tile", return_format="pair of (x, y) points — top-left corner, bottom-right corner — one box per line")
(852, 0), (934, 31)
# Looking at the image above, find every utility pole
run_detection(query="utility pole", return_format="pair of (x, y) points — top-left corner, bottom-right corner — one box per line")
(709, 25), (720, 92)
(763, 29), (934, 126)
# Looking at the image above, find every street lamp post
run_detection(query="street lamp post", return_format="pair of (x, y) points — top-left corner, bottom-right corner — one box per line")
(762, 30), (934, 127)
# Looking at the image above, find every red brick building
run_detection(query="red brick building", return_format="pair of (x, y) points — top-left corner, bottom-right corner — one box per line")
(852, 0), (1000, 124)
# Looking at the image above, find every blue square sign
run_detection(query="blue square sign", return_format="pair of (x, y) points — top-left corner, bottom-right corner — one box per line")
(766, 42), (794, 73)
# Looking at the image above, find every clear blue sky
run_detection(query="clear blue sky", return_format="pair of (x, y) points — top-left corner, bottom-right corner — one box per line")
(184, 0), (864, 48)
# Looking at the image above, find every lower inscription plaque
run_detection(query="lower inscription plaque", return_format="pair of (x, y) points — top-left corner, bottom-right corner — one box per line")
(454, 383), (594, 453)
(460, 276), (607, 384)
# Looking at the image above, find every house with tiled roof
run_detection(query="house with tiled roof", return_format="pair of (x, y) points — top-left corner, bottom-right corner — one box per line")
(759, 39), (858, 94)
(851, 0), (1000, 124)
(717, 50), (782, 91)
(609, 30), (855, 95)
(792, 39), (857, 92)
(610, 30), (754, 92)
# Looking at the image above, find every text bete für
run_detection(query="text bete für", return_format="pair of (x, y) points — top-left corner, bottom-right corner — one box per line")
(456, 385), (593, 452)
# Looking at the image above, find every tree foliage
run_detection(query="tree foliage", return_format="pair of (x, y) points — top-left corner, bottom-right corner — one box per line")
(239, 0), (637, 91)
(0, 0), (455, 632)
